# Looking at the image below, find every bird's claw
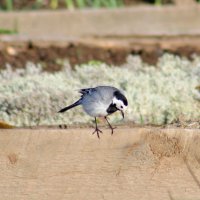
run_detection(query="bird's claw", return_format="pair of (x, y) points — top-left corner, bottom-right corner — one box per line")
(59, 124), (68, 129)
(92, 128), (103, 139)
(110, 126), (117, 135)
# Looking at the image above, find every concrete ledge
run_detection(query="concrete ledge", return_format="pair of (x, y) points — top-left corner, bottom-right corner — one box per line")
(1, 127), (200, 199)
(1, 6), (200, 39)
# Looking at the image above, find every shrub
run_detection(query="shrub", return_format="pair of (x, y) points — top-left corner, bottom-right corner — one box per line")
(0, 54), (200, 127)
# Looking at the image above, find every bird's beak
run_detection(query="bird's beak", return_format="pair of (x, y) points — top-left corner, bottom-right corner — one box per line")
(121, 110), (124, 119)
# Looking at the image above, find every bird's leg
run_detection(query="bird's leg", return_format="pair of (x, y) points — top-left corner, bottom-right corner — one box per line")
(92, 117), (102, 139)
(59, 124), (68, 129)
(105, 117), (116, 135)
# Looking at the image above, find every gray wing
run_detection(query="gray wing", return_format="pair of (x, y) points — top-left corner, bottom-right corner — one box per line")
(95, 86), (119, 102)
(79, 86), (119, 103)
(79, 87), (96, 95)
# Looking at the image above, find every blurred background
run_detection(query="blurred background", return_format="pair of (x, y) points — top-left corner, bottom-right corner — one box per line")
(0, 0), (200, 128)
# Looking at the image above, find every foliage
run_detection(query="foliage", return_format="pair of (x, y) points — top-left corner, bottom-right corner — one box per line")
(0, 54), (200, 127)
(0, 0), (174, 11)
(0, 28), (17, 35)
(0, 0), (124, 10)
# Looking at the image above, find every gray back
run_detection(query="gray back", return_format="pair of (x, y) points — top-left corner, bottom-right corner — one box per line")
(81, 86), (118, 104)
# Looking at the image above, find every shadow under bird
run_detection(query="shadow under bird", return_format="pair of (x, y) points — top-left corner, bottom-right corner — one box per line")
(58, 86), (128, 138)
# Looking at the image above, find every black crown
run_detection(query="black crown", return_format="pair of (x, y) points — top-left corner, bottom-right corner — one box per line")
(114, 91), (128, 106)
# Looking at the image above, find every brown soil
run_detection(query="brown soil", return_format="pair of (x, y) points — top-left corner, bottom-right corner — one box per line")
(1, 41), (200, 72)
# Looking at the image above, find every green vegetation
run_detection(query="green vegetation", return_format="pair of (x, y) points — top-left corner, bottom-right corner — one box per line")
(50, 0), (59, 9)
(64, 0), (75, 9)
(0, 28), (17, 35)
(0, 0), (124, 10)
(86, 60), (104, 67)
(155, 0), (162, 5)
(0, 0), (173, 11)
(5, 0), (13, 10)
(56, 0), (124, 9)
(0, 19), (18, 35)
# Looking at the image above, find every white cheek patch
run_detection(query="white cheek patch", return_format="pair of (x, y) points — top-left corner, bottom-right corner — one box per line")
(113, 97), (126, 110)
(113, 96), (121, 105)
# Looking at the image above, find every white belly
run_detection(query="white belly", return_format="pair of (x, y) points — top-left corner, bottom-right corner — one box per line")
(82, 101), (108, 117)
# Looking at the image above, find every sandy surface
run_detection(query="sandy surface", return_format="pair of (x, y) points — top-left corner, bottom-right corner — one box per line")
(0, 127), (200, 200)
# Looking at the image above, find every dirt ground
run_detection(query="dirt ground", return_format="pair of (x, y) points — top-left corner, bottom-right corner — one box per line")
(1, 38), (200, 72)
(0, 127), (200, 200)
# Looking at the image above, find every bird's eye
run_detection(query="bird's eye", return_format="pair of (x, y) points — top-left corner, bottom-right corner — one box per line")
(121, 106), (123, 109)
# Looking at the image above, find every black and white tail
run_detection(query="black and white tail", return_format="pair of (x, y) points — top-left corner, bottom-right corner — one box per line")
(58, 99), (82, 113)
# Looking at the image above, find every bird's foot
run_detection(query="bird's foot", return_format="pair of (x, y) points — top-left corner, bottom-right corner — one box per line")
(109, 126), (117, 135)
(92, 128), (103, 139)
(59, 124), (68, 129)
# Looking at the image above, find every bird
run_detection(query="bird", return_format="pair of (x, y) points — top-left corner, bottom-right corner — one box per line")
(58, 86), (128, 138)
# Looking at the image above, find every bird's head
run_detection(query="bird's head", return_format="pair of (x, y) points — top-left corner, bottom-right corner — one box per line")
(112, 91), (128, 118)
